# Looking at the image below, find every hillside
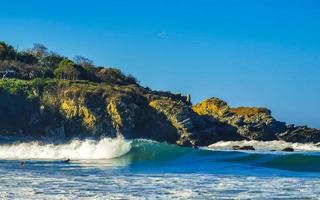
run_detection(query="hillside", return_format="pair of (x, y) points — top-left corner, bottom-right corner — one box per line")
(0, 41), (319, 146)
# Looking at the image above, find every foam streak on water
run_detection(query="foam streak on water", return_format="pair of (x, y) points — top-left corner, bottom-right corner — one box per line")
(208, 140), (320, 152)
(0, 137), (131, 160)
(0, 171), (319, 200)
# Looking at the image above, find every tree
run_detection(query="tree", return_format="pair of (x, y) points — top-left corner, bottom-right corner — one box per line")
(73, 56), (99, 81)
(126, 74), (139, 84)
(54, 59), (80, 80)
(17, 51), (38, 64)
(95, 68), (124, 83)
(74, 55), (94, 70)
(0, 41), (17, 61)
(39, 52), (65, 69)
(29, 43), (48, 58)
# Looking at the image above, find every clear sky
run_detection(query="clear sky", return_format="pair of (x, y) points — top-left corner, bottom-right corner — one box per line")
(1, 0), (319, 128)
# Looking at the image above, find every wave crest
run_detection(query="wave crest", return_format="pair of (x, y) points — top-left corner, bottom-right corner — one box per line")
(0, 137), (131, 160)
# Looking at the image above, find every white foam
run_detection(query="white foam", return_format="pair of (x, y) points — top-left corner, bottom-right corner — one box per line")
(0, 137), (131, 160)
(1, 172), (318, 199)
(208, 140), (320, 152)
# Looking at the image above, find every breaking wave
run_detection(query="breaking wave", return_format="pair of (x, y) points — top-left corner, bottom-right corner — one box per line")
(0, 137), (131, 160)
(1, 138), (320, 172)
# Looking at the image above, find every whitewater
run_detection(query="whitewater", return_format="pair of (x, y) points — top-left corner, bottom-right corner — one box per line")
(0, 137), (131, 160)
(1, 138), (320, 199)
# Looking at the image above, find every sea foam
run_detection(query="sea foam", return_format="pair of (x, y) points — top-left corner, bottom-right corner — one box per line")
(208, 140), (320, 152)
(0, 137), (131, 160)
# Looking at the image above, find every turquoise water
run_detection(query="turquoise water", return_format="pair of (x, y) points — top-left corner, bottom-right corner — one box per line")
(1, 139), (320, 199)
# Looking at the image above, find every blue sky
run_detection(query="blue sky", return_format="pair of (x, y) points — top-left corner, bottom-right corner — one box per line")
(1, 0), (319, 128)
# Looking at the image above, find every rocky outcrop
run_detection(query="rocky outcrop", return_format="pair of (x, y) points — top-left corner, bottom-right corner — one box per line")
(229, 107), (287, 140)
(281, 147), (294, 152)
(148, 98), (200, 146)
(277, 125), (320, 143)
(192, 98), (287, 140)
(0, 79), (213, 145)
(0, 79), (244, 146)
(0, 79), (319, 146)
(148, 98), (243, 146)
(193, 97), (320, 143)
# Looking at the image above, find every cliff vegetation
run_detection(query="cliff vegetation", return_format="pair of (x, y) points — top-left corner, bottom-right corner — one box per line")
(0, 41), (319, 146)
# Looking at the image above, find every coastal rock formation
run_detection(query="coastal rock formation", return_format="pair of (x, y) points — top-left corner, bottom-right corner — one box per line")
(1, 41), (318, 147)
(0, 79), (319, 146)
(148, 98), (200, 146)
(277, 125), (320, 143)
(148, 98), (242, 146)
(192, 97), (287, 140)
(193, 97), (320, 143)
(0, 79), (214, 145)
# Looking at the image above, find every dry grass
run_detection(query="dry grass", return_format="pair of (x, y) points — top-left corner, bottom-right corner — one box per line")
(230, 107), (270, 116)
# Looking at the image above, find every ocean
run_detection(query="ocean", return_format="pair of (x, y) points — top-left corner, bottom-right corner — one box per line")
(0, 138), (320, 199)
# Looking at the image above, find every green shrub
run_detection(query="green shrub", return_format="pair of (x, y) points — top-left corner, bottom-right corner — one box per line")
(54, 59), (80, 80)
(0, 41), (139, 86)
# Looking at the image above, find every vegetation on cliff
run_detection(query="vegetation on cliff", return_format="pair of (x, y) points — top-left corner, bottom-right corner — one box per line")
(0, 41), (138, 85)
(0, 78), (189, 144)
(0, 40), (319, 146)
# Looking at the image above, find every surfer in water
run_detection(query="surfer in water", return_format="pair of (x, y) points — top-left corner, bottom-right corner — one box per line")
(63, 159), (71, 163)
(20, 161), (25, 167)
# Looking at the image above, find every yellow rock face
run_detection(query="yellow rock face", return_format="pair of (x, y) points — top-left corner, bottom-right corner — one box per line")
(107, 100), (123, 130)
(81, 106), (96, 129)
(61, 99), (96, 129)
(61, 100), (77, 118)
(148, 100), (159, 109)
(192, 98), (229, 117)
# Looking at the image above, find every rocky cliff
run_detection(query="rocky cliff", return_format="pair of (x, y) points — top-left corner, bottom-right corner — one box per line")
(0, 79), (319, 146)
(192, 97), (320, 143)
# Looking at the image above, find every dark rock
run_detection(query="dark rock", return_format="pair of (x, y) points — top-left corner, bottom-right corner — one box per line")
(149, 98), (243, 146)
(233, 145), (255, 151)
(277, 126), (320, 143)
(239, 145), (255, 151)
(232, 145), (241, 150)
(281, 147), (294, 152)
